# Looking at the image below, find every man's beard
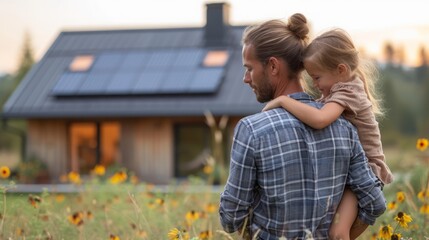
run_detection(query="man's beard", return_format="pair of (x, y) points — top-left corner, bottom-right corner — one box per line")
(255, 73), (274, 103)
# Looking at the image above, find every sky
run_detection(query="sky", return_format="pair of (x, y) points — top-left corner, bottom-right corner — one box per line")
(0, 0), (428, 74)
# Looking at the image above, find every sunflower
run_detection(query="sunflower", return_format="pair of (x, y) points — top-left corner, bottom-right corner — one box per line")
(68, 212), (84, 226)
(204, 203), (217, 213)
(68, 171), (81, 184)
(0, 166), (10, 179)
(387, 201), (397, 211)
(396, 192), (405, 203)
(391, 233), (401, 240)
(416, 138), (429, 151)
(378, 225), (392, 239)
(394, 212), (412, 228)
(167, 228), (189, 240)
(199, 230), (212, 239)
(185, 210), (200, 225)
(91, 164), (105, 176)
(417, 189), (429, 201)
(109, 171), (127, 184)
(420, 203), (429, 214)
(109, 234), (120, 240)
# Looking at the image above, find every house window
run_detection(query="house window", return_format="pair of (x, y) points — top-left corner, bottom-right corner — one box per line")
(69, 121), (120, 174)
(174, 124), (211, 178)
(69, 55), (94, 72)
(202, 50), (229, 67)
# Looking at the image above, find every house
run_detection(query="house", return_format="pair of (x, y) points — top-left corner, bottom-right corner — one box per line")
(1, 2), (262, 184)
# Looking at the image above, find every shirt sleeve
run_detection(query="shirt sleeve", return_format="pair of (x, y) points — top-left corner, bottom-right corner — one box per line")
(347, 130), (386, 225)
(325, 82), (371, 119)
(219, 119), (256, 233)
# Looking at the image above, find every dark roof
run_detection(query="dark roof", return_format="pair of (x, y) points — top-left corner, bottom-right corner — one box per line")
(2, 26), (263, 119)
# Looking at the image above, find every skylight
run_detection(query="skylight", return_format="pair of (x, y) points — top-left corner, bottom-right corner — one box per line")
(203, 50), (229, 67)
(69, 55), (94, 72)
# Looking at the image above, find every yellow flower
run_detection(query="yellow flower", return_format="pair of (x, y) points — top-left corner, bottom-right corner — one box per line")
(199, 230), (212, 239)
(394, 212), (412, 228)
(185, 210), (200, 225)
(396, 192), (405, 203)
(91, 164), (105, 176)
(109, 234), (120, 240)
(391, 233), (401, 240)
(420, 203), (429, 214)
(167, 228), (189, 240)
(28, 194), (41, 208)
(370, 232), (377, 240)
(418, 189), (429, 201)
(68, 212), (84, 226)
(416, 138), (429, 151)
(68, 171), (81, 184)
(109, 171), (127, 184)
(378, 225), (393, 239)
(16, 227), (25, 236)
(0, 166), (10, 179)
(203, 165), (213, 174)
(55, 194), (65, 203)
(387, 201), (397, 210)
(204, 203), (217, 213)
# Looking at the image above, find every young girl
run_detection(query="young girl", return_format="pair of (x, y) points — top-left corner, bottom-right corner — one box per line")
(263, 28), (393, 239)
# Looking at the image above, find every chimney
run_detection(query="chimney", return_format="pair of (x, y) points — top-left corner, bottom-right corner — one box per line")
(204, 2), (230, 47)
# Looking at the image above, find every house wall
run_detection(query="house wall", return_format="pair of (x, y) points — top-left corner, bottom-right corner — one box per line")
(121, 118), (173, 184)
(27, 119), (68, 181)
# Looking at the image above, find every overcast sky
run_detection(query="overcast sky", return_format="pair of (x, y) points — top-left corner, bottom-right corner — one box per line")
(1, 0), (428, 74)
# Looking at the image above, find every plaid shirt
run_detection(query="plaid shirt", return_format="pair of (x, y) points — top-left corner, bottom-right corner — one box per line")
(219, 92), (386, 240)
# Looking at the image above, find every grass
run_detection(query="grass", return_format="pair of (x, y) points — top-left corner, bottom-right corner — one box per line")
(0, 182), (226, 239)
(0, 141), (428, 240)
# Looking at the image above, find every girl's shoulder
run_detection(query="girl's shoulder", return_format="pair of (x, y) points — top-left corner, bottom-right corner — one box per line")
(330, 77), (365, 93)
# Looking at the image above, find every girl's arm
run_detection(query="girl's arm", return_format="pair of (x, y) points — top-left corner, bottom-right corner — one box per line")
(262, 95), (345, 129)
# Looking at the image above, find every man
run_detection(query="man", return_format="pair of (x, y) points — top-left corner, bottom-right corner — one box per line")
(219, 14), (386, 239)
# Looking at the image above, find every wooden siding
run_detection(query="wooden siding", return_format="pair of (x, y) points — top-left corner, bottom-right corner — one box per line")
(121, 118), (173, 184)
(27, 120), (67, 181)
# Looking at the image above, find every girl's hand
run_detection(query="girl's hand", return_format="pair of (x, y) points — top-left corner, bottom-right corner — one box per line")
(262, 96), (285, 111)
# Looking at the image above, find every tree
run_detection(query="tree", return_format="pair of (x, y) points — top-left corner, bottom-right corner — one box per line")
(14, 31), (35, 84)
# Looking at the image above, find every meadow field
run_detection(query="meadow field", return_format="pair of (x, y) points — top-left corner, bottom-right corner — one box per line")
(0, 138), (428, 240)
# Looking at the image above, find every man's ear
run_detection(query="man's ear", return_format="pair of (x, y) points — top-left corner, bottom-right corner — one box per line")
(267, 57), (279, 75)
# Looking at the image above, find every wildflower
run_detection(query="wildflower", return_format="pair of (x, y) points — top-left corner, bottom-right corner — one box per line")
(68, 171), (81, 184)
(420, 203), (429, 214)
(185, 210), (200, 225)
(91, 164), (105, 176)
(417, 189), (429, 201)
(199, 230), (212, 239)
(378, 225), (393, 239)
(28, 195), (41, 208)
(394, 212), (412, 228)
(203, 165), (213, 174)
(204, 203), (217, 213)
(55, 194), (65, 203)
(370, 232), (377, 240)
(416, 138), (429, 151)
(109, 171), (127, 184)
(391, 233), (401, 240)
(396, 192), (405, 203)
(16, 228), (24, 236)
(0, 166), (10, 179)
(167, 228), (189, 240)
(68, 212), (84, 226)
(85, 211), (93, 220)
(110, 234), (120, 240)
(387, 201), (397, 211)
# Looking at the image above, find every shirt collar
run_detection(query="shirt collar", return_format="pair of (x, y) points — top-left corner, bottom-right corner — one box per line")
(287, 92), (314, 102)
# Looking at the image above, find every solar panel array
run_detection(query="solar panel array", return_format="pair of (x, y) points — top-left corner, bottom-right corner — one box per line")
(52, 48), (228, 96)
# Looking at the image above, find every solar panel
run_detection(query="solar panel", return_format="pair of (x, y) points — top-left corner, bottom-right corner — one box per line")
(52, 48), (229, 96)
(51, 72), (86, 95)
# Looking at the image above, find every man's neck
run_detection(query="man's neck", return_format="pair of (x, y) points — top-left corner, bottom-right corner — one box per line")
(273, 79), (304, 98)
